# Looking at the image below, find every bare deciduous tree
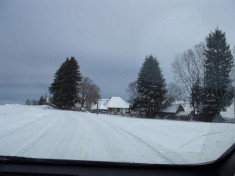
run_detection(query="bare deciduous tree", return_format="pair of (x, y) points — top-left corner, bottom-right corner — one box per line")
(126, 81), (137, 105)
(79, 77), (100, 110)
(86, 84), (100, 109)
(166, 82), (184, 104)
(172, 42), (206, 98)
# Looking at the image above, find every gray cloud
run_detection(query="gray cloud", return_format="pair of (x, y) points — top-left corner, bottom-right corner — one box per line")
(0, 0), (235, 104)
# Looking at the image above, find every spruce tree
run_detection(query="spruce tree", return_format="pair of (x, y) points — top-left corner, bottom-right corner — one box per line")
(49, 59), (68, 108)
(38, 96), (46, 105)
(202, 28), (234, 121)
(49, 57), (82, 109)
(132, 55), (167, 117)
(190, 78), (204, 117)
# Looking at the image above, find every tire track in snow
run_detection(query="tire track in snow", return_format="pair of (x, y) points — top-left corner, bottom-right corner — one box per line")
(179, 131), (224, 149)
(100, 119), (175, 164)
(0, 114), (55, 139)
(179, 129), (235, 149)
(10, 113), (62, 156)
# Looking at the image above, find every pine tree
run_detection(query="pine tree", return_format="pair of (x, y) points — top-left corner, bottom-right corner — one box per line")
(49, 59), (68, 108)
(190, 78), (204, 117)
(132, 55), (167, 117)
(202, 28), (234, 121)
(49, 57), (82, 109)
(38, 96), (46, 105)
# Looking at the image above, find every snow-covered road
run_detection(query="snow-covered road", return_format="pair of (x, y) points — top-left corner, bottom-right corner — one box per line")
(0, 105), (234, 164)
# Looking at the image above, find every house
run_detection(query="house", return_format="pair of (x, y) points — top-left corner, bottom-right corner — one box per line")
(106, 97), (129, 114)
(75, 102), (82, 109)
(98, 99), (110, 107)
(91, 97), (130, 114)
(90, 102), (109, 113)
(158, 104), (185, 119)
(213, 114), (225, 123)
(176, 111), (193, 121)
(174, 100), (193, 111)
(219, 102), (235, 123)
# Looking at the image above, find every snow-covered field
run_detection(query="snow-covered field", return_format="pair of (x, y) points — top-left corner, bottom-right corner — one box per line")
(0, 104), (234, 164)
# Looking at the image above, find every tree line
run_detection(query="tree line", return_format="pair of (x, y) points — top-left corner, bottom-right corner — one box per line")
(127, 28), (234, 121)
(25, 94), (47, 105)
(27, 27), (234, 122)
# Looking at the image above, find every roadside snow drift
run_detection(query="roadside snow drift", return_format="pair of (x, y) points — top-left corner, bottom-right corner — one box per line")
(0, 104), (234, 164)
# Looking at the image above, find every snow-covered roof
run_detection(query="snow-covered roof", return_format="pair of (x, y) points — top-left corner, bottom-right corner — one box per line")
(91, 103), (108, 110)
(106, 97), (129, 109)
(99, 99), (109, 106)
(177, 111), (191, 116)
(161, 104), (183, 113)
(99, 99), (109, 104)
(213, 114), (225, 122)
(220, 102), (234, 119)
(174, 101), (193, 111)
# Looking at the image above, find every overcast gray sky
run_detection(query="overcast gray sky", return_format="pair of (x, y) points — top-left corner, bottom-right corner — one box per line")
(0, 0), (234, 104)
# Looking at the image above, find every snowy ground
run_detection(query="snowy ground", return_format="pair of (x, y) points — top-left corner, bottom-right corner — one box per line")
(0, 104), (234, 164)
